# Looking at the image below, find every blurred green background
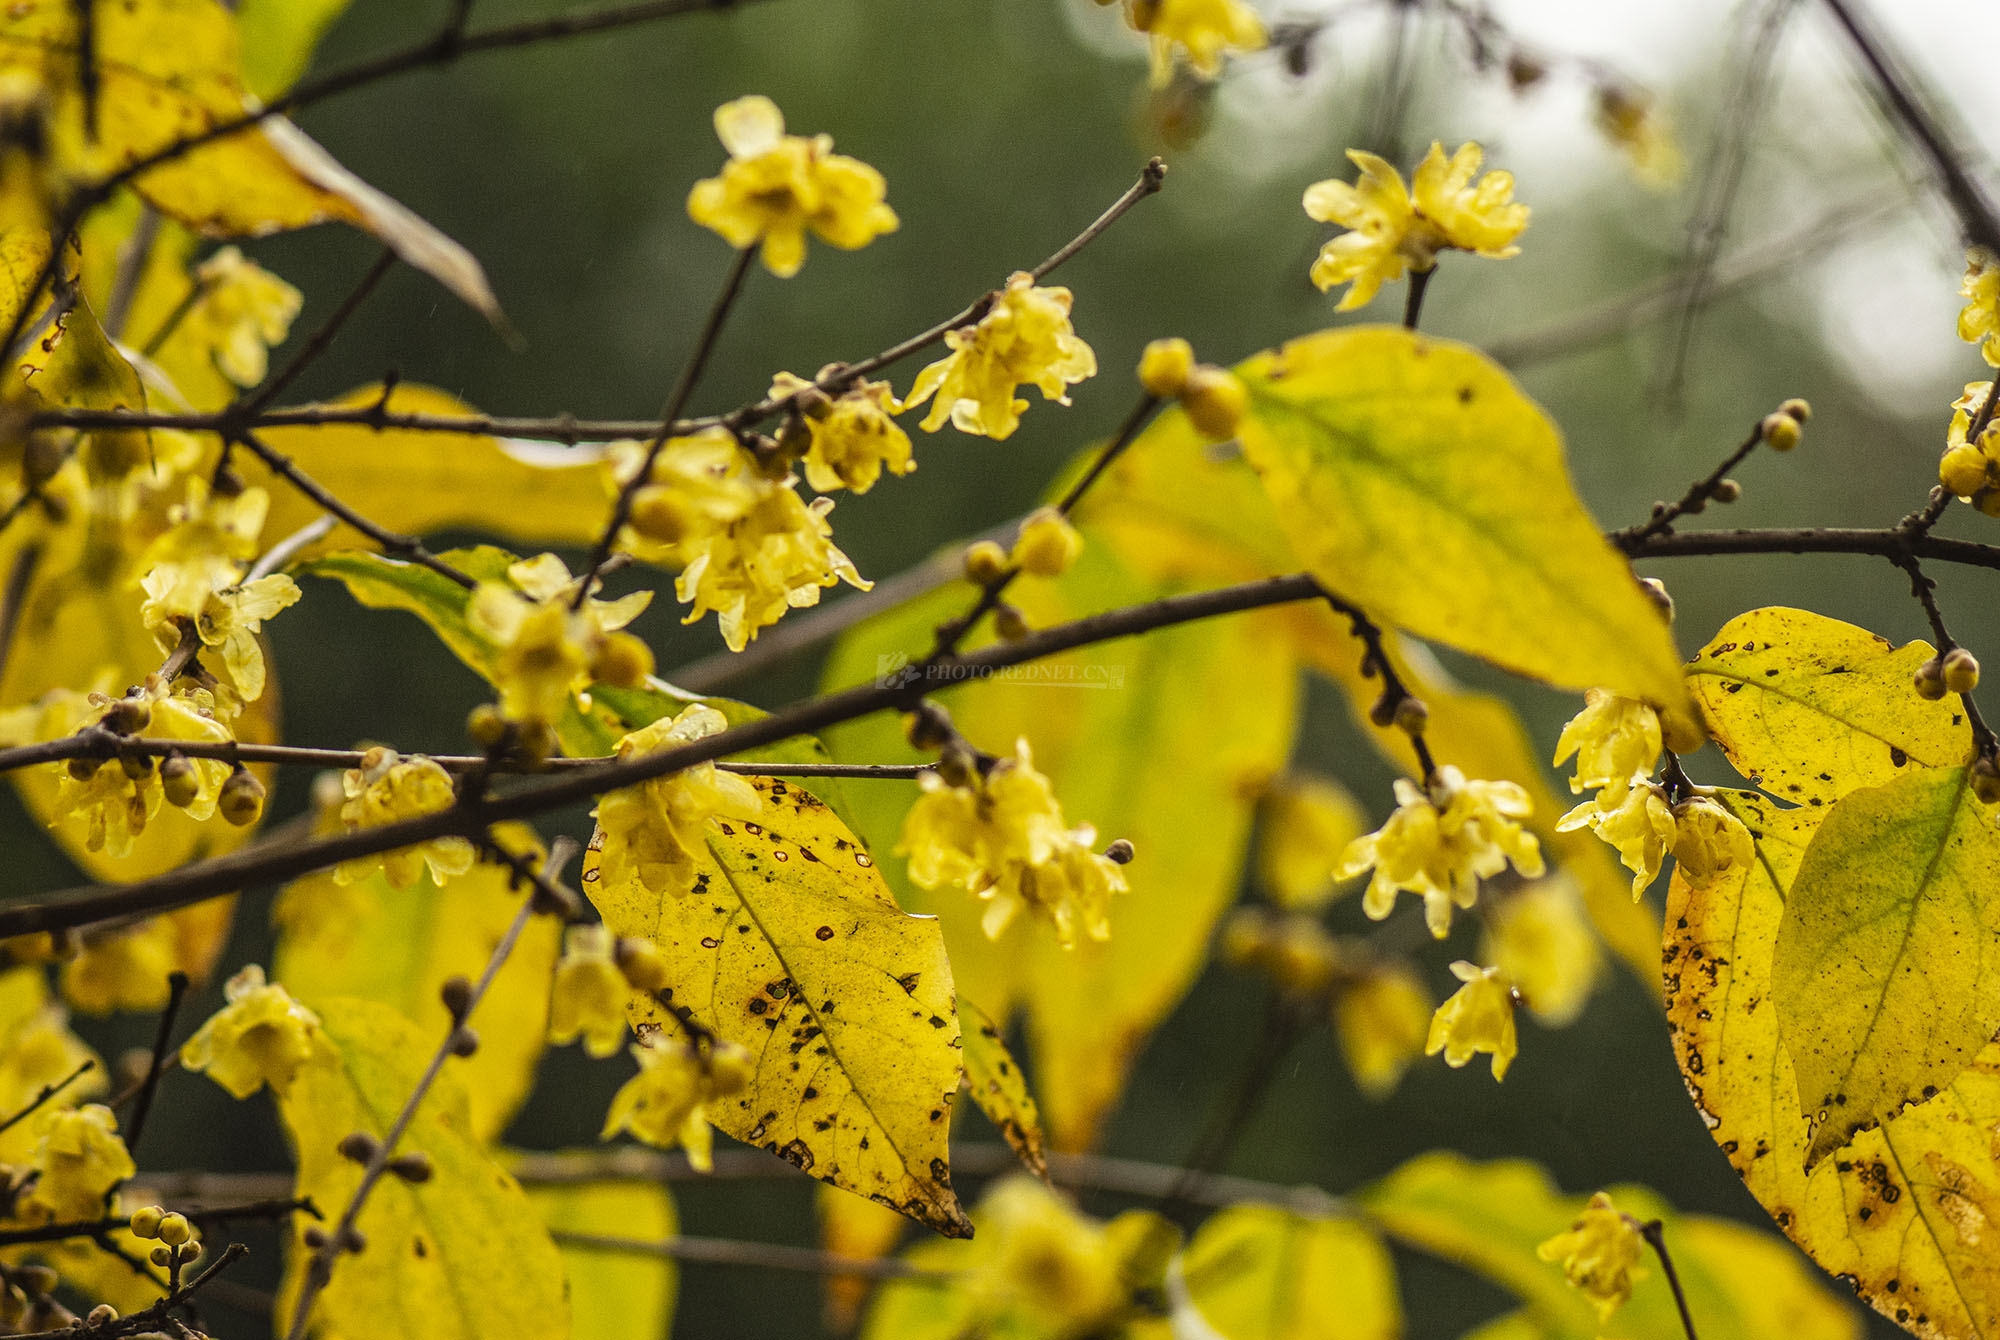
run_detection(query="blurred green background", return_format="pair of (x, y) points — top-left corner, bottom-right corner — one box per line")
(11, 0), (1995, 1334)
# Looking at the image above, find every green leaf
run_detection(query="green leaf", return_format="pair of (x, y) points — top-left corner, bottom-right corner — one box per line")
(584, 775), (972, 1237)
(276, 998), (569, 1340)
(959, 997), (1046, 1180)
(236, 0), (352, 99)
(1686, 607), (1971, 807)
(1171, 1203), (1399, 1340)
(1234, 326), (1688, 714)
(521, 1163), (678, 1340)
(1771, 765), (2000, 1165)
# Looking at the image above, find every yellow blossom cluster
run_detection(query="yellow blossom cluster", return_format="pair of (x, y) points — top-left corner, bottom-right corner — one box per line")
(1939, 379), (2000, 514)
(1110, 0), (1269, 86)
(1536, 1191), (1647, 1320)
(468, 552), (654, 732)
(61, 918), (181, 1016)
(1304, 141), (1530, 311)
(1426, 960), (1518, 1081)
(768, 371), (915, 494)
(962, 1177), (1149, 1335)
(904, 272), (1098, 440)
(332, 747), (476, 890)
(136, 481), (300, 705)
(593, 704), (763, 898)
(1335, 765), (1543, 938)
(601, 1036), (753, 1173)
(687, 96), (898, 278)
(179, 964), (319, 1100)
(24, 1105), (134, 1223)
(187, 246), (304, 389)
(898, 738), (1128, 946)
(1960, 249), (2000, 367)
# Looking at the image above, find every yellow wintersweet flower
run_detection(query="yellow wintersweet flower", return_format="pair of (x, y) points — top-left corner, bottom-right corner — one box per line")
(601, 1037), (753, 1172)
(1479, 876), (1602, 1027)
(1426, 961), (1518, 1081)
(42, 682), (237, 856)
(548, 924), (631, 1059)
(1332, 960), (1432, 1099)
(1551, 689), (1660, 808)
(677, 479), (869, 651)
(467, 552), (653, 730)
(1940, 380), (2000, 513)
(904, 272), (1098, 440)
(27, 1105), (134, 1222)
(1593, 87), (1685, 190)
(1558, 781), (1675, 897)
(899, 738), (1128, 946)
(1336, 766), (1544, 938)
(137, 482), (299, 704)
(593, 704), (763, 898)
(769, 372), (914, 494)
(1304, 141), (1529, 311)
(1536, 1191), (1647, 1321)
(1122, 0), (1268, 86)
(686, 95), (898, 278)
(60, 917), (179, 1016)
(333, 748), (476, 891)
(188, 246), (304, 388)
(1960, 249), (2000, 367)
(1669, 795), (1753, 882)
(615, 429), (763, 563)
(179, 964), (319, 1099)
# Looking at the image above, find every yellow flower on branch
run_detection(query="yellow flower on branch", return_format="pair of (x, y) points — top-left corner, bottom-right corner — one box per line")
(1558, 781), (1675, 897)
(1336, 766), (1544, 938)
(548, 924), (631, 1060)
(686, 95), (898, 278)
(1668, 795), (1753, 883)
(904, 272), (1098, 440)
(899, 739), (1129, 946)
(768, 372), (914, 495)
(39, 681), (237, 856)
(1960, 248), (2000, 367)
(1120, 0), (1268, 86)
(1552, 688), (1660, 809)
(1426, 960), (1518, 1081)
(601, 1037), (753, 1172)
(593, 704), (763, 899)
(179, 964), (319, 1099)
(333, 748), (476, 891)
(468, 552), (653, 731)
(1940, 380), (2000, 513)
(1536, 1191), (1647, 1321)
(1593, 86), (1685, 190)
(1304, 141), (1529, 311)
(61, 917), (180, 1016)
(27, 1105), (134, 1223)
(138, 482), (300, 704)
(188, 246), (304, 388)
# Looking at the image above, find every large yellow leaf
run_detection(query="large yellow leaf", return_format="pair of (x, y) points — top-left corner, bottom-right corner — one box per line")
(275, 998), (569, 1340)
(1363, 1151), (1858, 1340)
(1234, 327), (1688, 715)
(521, 1165), (677, 1340)
(1666, 789), (2000, 1339)
(1171, 1203), (1400, 1340)
(256, 386), (607, 554)
(0, 1), (498, 318)
(822, 539), (1299, 1149)
(583, 775), (972, 1237)
(272, 834), (560, 1145)
(1687, 608), (1971, 807)
(960, 996), (1046, 1179)
(1770, 767), (2000, 1166)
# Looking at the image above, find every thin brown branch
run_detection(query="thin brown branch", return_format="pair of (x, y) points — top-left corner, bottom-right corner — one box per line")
(120, 971), (187, 1152)
(1616, 523), (2000, 571)
(1890, 552), (1996, 756)
(1616, 420), (1765, 544)
(1318, 585), (1436, 781)
(553, 1231), (954, 1282)
(0, 542), (41, 688)
(1635, 1219), (1702, 1340)
(238, 246), (397, 418)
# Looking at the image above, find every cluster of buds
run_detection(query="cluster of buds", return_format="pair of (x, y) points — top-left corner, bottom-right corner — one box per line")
(960, 507), (1087, 641)
(1914, 647), (1979, 701)
(130, 1204), (202, 1273)
(1137, 338), (1248, 441)
(337, 1130), (433, 1184)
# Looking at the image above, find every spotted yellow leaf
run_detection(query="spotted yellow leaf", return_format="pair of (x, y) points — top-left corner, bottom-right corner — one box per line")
(959, 996), (1045, 1180)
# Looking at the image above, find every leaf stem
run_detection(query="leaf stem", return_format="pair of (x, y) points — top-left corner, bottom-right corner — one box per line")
(1402, 266), (1433, 331)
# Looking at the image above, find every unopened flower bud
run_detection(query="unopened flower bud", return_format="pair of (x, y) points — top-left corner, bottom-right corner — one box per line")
(935, 743), (978, 790)
(1760, 412), (1801, 452)
(1393, 697), (1429, 735)
(211, 464), (245, 497)
(793, 384), (835, 421)
(218, 767), (265, 826)
(337, 1131), (381, 1164)
(387, 1152), (434, 1184)
(614, 936), (670, 993)
(86, 1305), (117, 1325)
(448, 1026), (480, 1057)
(1137, 338), (1195, 398)
(993, 604), (1030, 642)
(118, 752), (155, 780)
(1368, 693), (1399, 729)
(903, 701), (954, 751)
(1710, 477), (1741, 503)
(302, 1225), (328, 1249)
(1506, 49), (1548, 92)
(155, 1213), (191, 1247)
(65, 755), (102, 781)
(1104, 837), (1135, 864)
(1181, 366), (1248, 441)
(148, 1246), (172, 1268)
(591, 631), (653, 689)
(1778, 397), (1811, 424)
(1943, 444), (1991, 498)
(466, 704), (510, 752)
(1915, 656), (1948, 701)
(440, 975), (474, 1022)
(1639, 576), (1675, 622)
(963, 540), (1008, 586)
(339, 1226), (367, 1255)
(102, 695), (151, 735)
(775, 411), (813, 462)
(159, 752), (199, 809)
(1974, 755), (2000, 805)
(1010, 508), (1083, 579)
(1944, 647), (1981, 693)
(129, 1206), (164, 1239)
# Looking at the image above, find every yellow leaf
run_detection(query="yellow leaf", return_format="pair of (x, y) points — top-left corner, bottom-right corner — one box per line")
(823, 539), (1298, 1149)
(1234, 326), (1688, 714)
(1667, 788), (2000, 1339)
(275, 998), (569, 1340)
(1171, 1202), (1400, 1340)
(521, 1163), (677, 1340)
(256, 386), (607, 554)
(0, 0), (499, 319)
(1686, 607), (1970, 807)
(1363, 1151), (1858, 1340)
(0, 223), (51, 350)
(818, 1184), (909, 1334)
(1770, 766), (2000, 1166)
(959, 996), (1046, 1180)
(273, 831), (559, 1144)
(583, 775), (972, 1237)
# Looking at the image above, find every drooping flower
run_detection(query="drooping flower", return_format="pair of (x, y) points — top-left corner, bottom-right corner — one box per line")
(187, 247), (304, 388)
(904, 272), (1097, 440)
(179, 964), (319, 1099)
(898, 739), (1128, 945)
(548, 924), (631, 1059)
(467, 552), (653, 731)
(1551, 689), (1660, 808)
(1940, 380), (2000, 514)
(1120, 0), (1268, 86)
(1558, 781), (1675, 897)
(686, 95), (898, 277)
(1304, 141), (1529, 311)
(769, 371), (914, 494)
(1479, 876), (1602, 1027)
(593, 705), (763, 898)
(26, 1105), (134, 1222)
(60, 917), (180, 1016)
(38, 681), (237, 857)
(1336, 766), (1544, 938)
(1332, 960), (1432, 1099)
(1669, 794), (1753, 883)
(1536, 1191), (1646, 1321)
(1426, 960), (1518, 1081)
(136, 481), (299, 704)
(601, 1037), (753, 1172)
(1960, 248), (2000, 367)
(332, 748), (476, 890)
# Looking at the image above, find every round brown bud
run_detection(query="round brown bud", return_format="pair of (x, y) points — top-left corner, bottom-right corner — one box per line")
(339, 1226), (368, 1255)
(387, 1152), (434, 1184)
(1944, 647), (1981, 694)
(794, 385), (835, 421)
(439, 975), (474, 1022)
(65, 755), (102, 782)
(337, 1131), (381, 1164)
(159, 752), (200, 809)
(118, 752), (155, 780)
(1392, 696), (1429, 735)
(86, 1304), (117, 1326)
(1710, 477), (1742, 504)
(935, 743), (979, 790)
(102, 696), (151, 735)
(148, 1246), (172, 1268)
(211, 464), (245, 497)
(993, 604), (1030, 642)
(448, 1026), (480, 1058)
(1368, 693), (1399, 729)
(1974, 755), (2000, 805)
(902, 701), (954, 752)
(1914, 656), (1948, 701)
(1103, 837), (1136, 864)
(218, 767), (265, 826)
(301, 1226), (328, 1250)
